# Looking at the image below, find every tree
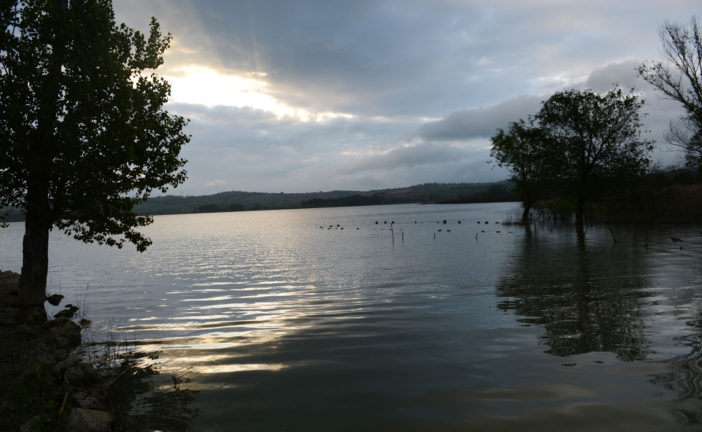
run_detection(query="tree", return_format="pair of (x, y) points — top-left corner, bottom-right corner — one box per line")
(490, 119), (553, 222)
(535, 89), (653, 225)
(1, 0), (189, 306)
(665, 118), (702, 172)
(639, 18), (702, 171)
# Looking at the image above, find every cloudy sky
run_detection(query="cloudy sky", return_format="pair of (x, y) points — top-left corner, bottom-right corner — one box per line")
(113, 0), (701, 195)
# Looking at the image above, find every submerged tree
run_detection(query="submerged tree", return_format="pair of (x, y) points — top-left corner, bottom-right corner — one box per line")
(491, 89), (651, 226)
(0, 0), (189, 306)
(535, 88), (653, 226)
(490, 119), (553, 222)
(639, 18), (702, 172)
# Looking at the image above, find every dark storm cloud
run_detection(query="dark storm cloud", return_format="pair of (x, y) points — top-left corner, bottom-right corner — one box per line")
(336, 143), (469, 174)
(114, 0), (702, 118)
(416, 61), (681, 143)
(582, 60), (642, 91)
(117, 0), (700, 117)
(412, 60), (689, 167)
(417, 95), (543, 141)
(301, 142), (507, 192)
(112, 0), (701, 193)
(168, 103), (423, 193)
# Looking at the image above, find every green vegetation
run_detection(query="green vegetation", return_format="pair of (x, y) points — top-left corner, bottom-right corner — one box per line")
(492, 88), (653, 225)
(537, 89), (653, 225)
(491, 119), (552, 222)
(0, 1), (188, 305)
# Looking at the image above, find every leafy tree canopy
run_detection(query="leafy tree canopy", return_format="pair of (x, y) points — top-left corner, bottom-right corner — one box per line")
(1, 0), (189, 304)
(536, 88), (652, 183)
(490, 119), (553, 221)
(490, 88), (652, 225)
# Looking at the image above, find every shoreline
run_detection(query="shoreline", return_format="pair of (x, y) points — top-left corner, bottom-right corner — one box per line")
(0, 271), (197, 432)
(1, 271), (113, 432)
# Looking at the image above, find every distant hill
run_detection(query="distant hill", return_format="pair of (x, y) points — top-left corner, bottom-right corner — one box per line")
(133, 181), (518, 215)
(1, 182), (518, 222)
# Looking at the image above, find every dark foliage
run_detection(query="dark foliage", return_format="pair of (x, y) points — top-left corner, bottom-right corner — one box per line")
(0, 1), (189, 304)
(491, 88), (652, 225)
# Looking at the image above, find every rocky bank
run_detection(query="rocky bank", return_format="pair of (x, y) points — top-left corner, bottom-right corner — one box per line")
(0, 271), (114, 432)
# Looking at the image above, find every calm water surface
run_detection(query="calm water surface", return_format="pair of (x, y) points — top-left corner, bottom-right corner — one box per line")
(1, 203), (702, 431)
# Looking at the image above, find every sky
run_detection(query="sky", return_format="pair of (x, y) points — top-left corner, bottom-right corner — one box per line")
(113, 0), (702, 195)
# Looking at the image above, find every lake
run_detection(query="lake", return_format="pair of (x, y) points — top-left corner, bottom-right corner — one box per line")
(1, 202), (701, 431)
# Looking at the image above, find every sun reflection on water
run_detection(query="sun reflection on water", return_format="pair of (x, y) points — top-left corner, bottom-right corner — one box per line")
(3, 204), (701, 429)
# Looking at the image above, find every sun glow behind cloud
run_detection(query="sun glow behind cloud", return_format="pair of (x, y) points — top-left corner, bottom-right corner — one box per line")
(164, 65), (354, 122)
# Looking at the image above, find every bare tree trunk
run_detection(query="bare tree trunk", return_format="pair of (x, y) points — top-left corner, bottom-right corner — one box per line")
(18, 0), (67, 307)
(19, 183), (51, 306)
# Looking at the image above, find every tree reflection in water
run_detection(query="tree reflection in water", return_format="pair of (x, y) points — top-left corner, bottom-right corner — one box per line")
(497, 224), (702, 425)
(496, 226), (651, 360)
(651, 311), (702, 424)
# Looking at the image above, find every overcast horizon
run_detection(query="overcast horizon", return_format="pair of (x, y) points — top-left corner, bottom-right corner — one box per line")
(114, 0), (701, 195)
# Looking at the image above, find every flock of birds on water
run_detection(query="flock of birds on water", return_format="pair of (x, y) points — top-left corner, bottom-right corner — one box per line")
(317, 219), (694, 247)
(319, 219), (513, 237)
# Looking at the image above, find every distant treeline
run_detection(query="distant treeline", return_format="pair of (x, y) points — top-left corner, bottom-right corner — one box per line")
(300, 194), (386, 208)
(300, 184), (521, 208)
(437, 183), (521, 204)
(1, 182), (520, 222)
(144, 181), (519, 214)
(139, 182), (519, 215)
(522, 166), (702, 224)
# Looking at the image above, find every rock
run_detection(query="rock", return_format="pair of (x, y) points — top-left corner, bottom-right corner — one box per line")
(63, 322), (82, 347)
(73, 391), (104, 410)
(15, 323), (40, 338)
(46, 318), (82, 348)
(53, 348), (69, 362)
(80, 318), (92, 328)
(0, 271), (19, 295)
(54, 304), (79, 319)
(19, 415), (41, 432)
(49, 332), (69, 349)
(44, 316), (72, 329)
(68, 408), (112, 432)
(64, 363), (101, 386)
(0, 306), (21, 326)
(46, 293), (64, 306)
(24, 307), (47, 325)
(54, 357), (79, 376)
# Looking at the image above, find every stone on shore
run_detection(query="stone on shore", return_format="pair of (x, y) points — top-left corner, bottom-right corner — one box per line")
(46, 293), (64, 306)
(68, 408), (113, 432)
(55, 304), (79, 319)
